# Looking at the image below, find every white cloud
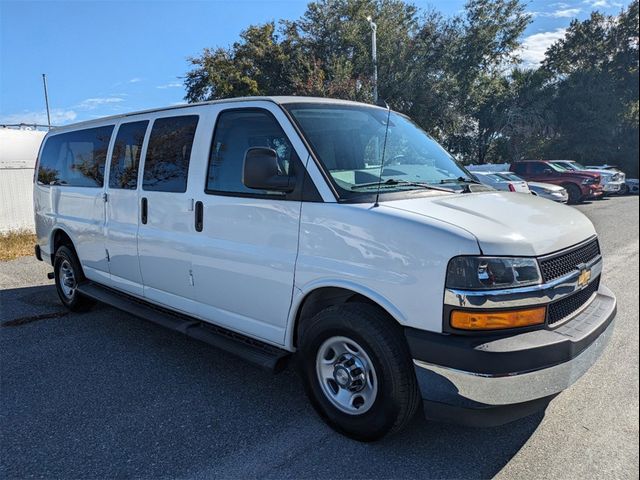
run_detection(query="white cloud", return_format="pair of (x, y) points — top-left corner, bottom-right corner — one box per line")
(516, 28), (567, 68)
(583, 0), (623, 8)
(128, 77), (142, 83)
(530, 7), (581, 19)
(0, 108), (78, 126)
(551, 7), (582, 17)
(76, 97), (125, 109)
(156, 82), (182, 89)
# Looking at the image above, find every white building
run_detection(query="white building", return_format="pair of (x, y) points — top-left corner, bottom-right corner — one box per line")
(0, 126), (47, 232)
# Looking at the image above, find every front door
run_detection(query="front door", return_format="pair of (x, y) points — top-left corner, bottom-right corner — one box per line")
(190, 106), (304, 344)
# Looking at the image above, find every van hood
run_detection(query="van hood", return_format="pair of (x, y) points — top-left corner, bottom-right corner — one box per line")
(384, 191), (595, 256)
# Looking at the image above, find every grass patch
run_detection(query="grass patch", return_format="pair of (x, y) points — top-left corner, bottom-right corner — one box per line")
(0, 230), (36, 261)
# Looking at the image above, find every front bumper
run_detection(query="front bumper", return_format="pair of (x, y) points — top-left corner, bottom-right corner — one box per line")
(406, 283), (616, 425)
(603, 182), (623, 192)
(586, 186), (604, 198)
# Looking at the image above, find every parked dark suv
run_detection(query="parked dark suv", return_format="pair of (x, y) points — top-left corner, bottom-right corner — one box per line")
(511, 160), (602, 204)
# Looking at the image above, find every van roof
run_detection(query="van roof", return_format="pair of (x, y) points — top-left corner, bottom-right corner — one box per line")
(50, 96), (383, 132)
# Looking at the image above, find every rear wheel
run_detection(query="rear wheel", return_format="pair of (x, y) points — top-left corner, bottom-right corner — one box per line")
(564, 183), (583, 204)
(297, 303), (421, 441)
(54, 246), (94, 311)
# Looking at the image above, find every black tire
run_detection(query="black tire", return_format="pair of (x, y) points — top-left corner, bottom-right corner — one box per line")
(619, 184), (629, 195)
(53, 245), (94, 312)
(297, 303), (421, 441)
(564, 183), (583, 204)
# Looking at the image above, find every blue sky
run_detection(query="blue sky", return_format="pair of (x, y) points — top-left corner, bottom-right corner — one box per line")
(0, 0), (631, 126)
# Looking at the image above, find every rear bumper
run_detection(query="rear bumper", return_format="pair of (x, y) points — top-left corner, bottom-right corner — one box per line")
(406, 284), (616, 425)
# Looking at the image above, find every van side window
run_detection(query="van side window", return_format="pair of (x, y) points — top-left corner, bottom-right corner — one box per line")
(37, 125), (114, 187)
(109, 121), (148, 189)
(142, 115), (198, 192)
(206, 109), (295, 195)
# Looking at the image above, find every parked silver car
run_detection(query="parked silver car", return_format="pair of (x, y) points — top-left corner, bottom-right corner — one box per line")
(473, 171), (531, 193)
(528, 181), (569, 203)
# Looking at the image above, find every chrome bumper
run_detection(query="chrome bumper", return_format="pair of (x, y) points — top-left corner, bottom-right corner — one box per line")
(413, 285), (616, 408)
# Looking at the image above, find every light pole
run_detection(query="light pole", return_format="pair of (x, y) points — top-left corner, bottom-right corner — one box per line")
(42, 74), (51, 129)
(366, 16), (378, 104)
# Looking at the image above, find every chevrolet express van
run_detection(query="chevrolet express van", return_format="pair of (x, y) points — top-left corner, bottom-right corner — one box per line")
(33, 97), (616, 440)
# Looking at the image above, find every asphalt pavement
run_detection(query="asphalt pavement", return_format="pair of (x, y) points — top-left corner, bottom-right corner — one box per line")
(1, 196), (638, 479)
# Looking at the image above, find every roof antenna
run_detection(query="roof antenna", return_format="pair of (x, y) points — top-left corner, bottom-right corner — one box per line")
(374, 100), (391, 208)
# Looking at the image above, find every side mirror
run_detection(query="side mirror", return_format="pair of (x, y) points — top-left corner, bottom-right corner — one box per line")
(242, 147), (294, 192)
(543, 168), (553, 175)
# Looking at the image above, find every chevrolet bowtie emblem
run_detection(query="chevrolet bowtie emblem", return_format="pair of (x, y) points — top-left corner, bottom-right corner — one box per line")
(578, 268), (592, 288)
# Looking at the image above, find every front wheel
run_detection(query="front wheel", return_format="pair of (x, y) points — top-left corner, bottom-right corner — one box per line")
(297, 303), (421, 441)
(564, 183), (583, 204)
(54, 246), (94, 312)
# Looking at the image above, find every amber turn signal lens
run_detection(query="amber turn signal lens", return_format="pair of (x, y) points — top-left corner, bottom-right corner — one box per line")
(450, 307), (546, 330)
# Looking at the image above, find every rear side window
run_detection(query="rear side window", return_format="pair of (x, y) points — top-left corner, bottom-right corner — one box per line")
(206, 109), (296, 195)
(530, 163), (548, 175)
(37, 125), (114, 187)
(142, 115), (198, 192)
(109, 121), (148, 189)
(511, 163), (527, 175)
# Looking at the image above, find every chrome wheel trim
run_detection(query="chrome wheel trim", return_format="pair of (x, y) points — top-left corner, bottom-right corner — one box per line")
(58, 259), (76, 299)
(315, 335), (378, 415)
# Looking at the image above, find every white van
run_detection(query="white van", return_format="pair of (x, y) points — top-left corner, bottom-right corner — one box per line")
(33, 97), (616, 440)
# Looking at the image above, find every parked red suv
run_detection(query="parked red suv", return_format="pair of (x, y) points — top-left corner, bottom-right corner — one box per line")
(510, 160), (602, 204)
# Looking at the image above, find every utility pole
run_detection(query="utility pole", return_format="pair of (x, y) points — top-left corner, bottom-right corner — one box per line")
(42, 74), (51, 129)
(366, 16), (378, 104)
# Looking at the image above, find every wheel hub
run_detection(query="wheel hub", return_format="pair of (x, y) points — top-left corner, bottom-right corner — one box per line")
(58, 259), (76, 299)
(315, 336), (378, 415)
(332, 354), (366, 392)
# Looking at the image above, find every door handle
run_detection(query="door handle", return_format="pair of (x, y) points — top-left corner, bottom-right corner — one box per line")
(141, 197), (148, 225)
(195, 201), (203, 232)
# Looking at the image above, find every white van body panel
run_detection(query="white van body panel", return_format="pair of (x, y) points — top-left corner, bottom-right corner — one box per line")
(290, 200), (481, 339)
(385, 191), (596, 256)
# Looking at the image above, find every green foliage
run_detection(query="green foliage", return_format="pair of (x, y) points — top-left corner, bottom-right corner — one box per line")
(184, 0), (639, 176)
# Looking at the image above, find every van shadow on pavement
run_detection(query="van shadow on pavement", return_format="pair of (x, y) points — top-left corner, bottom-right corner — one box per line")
(0, 284), (544, 479)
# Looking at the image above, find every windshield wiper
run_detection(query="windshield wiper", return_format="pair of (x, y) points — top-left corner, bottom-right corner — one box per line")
(351, 178), (455, 193)
(439, 176), (481, 184)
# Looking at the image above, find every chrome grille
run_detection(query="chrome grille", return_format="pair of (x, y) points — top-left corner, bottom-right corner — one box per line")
(539, 239), (600, 282)
(548, 276), (600, 325)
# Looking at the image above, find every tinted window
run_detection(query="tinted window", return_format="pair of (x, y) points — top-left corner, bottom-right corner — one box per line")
(142, 115), (198, 192)
(511, 163), (527, 175)
(530, 163), (549, 174)
(206, 109), (295, 195)
(109, 121), (148, 189)
(37, 125), (114, 187)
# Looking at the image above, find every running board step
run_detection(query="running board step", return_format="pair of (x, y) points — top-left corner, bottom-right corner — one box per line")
(76, 282), (291, 373)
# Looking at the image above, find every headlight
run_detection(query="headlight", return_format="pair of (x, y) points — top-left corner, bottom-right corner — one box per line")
(446, 256), (542, 290)
(582, 177), (598, 185)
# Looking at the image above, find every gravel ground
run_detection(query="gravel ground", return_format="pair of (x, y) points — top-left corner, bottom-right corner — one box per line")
(1, 196), (638, 479)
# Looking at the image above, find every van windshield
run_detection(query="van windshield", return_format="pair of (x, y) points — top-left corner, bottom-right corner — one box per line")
(284, 103), (471, 199)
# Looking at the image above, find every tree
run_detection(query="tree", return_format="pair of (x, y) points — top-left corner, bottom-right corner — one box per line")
(538, 2), (639, 175)
(183, 0), (638, 172)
